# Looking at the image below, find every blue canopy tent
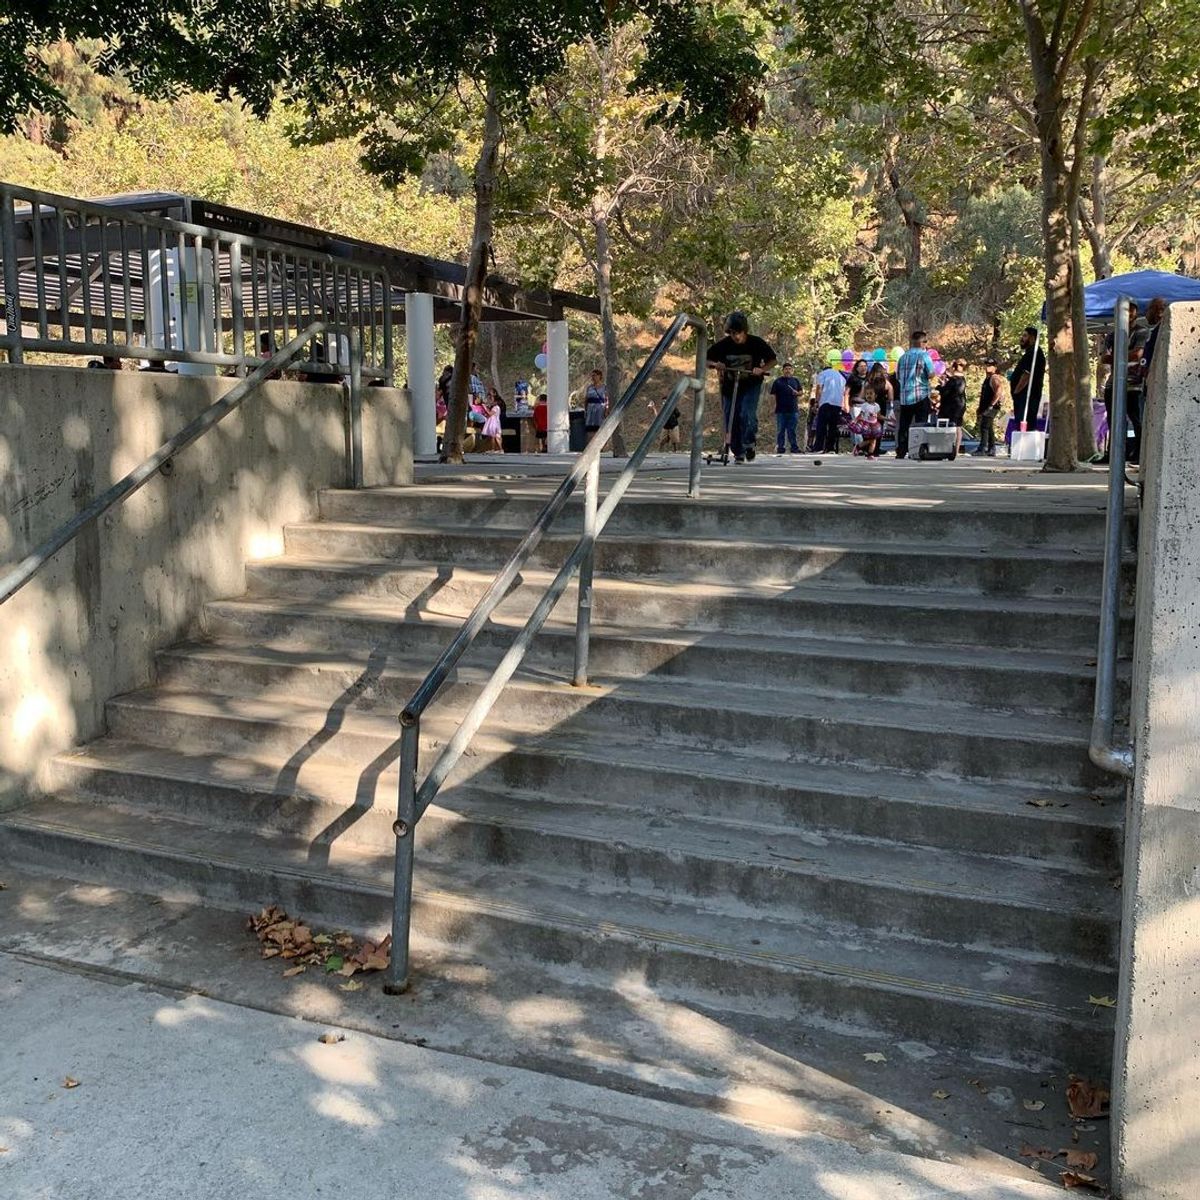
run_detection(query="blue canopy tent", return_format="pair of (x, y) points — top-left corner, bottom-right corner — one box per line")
(1041, 269), (1200, 324)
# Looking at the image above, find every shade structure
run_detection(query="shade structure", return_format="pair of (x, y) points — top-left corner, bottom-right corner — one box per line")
(1042, 269), (1200, 323)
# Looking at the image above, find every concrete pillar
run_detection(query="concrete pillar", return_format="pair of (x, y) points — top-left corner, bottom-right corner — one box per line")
(547, 319), (570, 454)
(406, 292), (437, 457)
(1111, 301), (1200, 1200)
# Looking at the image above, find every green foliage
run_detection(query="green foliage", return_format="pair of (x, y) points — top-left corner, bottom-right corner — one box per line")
(0, 84), (472, 260)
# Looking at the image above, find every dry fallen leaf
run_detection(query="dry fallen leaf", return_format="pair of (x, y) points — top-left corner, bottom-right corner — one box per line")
(1062, 1150), (1099, 1171)
(862, 1052), (887, 1063)
(312, 933), (333, 945)
(339, 980), (363, 993)
(1067, 1076), (1110, 1119)
(338, 961), (359, 978)
(1087, 995), (1116, 1009)
(1020, 1145), (1056, 1161)
(932, 1089), (951, 1100)
(1023, 1099), (1046, 1112)
(1026, 799), (1053, 808)
(1061, 1170), (1103, 1190)
(61, 1077), (80, 1090)
(317, 1032), (345, 1045)
(282, 965), (306, 979)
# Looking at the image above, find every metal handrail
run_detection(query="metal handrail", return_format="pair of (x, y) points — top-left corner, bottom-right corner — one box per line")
(0, 181), (393, 380)
(0, 322), (361, 607)
(384, 313), (709, 992)
(1090, 295), (1135, 778)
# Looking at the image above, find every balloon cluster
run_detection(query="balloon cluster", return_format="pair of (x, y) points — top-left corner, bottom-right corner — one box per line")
(825, 345), (947, 375)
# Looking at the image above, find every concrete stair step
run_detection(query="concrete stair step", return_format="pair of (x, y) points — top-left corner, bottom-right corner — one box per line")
(233, 561), (1115, 653)
(318, 486), (1125, 553)
(74, 696), (1125, 867)
(281, 521), (1115, 599)
(2, 868), (1109, 1169)
(142, 645), (1110, 789)
(48, 739), (1118, 966)
(0, 796), (1116, 1076)
(217, 587), (1117, 719)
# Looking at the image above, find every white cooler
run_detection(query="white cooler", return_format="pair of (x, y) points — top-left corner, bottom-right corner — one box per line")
(907, 420), (958, 461)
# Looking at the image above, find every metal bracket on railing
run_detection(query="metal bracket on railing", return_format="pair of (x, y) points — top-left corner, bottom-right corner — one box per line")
(1090, 295), (1135, 780)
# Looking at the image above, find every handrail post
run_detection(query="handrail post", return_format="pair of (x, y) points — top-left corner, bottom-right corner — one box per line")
(384, 718), (419, 994)
(573, 455), (600, 686)
(230, 239), (246, 377)
(1, 186), (23, 364)
(349, 329), (364, 488)
(1090, 294), (1134, 778)
(688, 323), (708, 498)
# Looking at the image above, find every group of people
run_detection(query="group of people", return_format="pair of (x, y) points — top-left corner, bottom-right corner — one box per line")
(434, 361), (617, 453)
(705, 314), (1042, 462)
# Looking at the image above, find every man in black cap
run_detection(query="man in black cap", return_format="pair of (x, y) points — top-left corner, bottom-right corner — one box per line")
(706, 312), (777, 463)
(973, 358), (1004, 457)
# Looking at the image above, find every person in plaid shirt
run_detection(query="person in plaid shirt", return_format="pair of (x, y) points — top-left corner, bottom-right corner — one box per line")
(894, 331), (935, 459)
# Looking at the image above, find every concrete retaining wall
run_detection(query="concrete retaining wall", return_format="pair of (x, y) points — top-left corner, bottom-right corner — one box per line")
(1112, 302), (1200, 1200)
(0, 365), (411, 806)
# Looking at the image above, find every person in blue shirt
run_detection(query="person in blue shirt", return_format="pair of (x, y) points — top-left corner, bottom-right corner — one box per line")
(770, 363), (803, 454)
(894, 331), (935, 459)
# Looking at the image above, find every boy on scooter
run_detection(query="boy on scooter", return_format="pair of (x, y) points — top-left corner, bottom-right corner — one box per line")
(706, 312), (777, 463)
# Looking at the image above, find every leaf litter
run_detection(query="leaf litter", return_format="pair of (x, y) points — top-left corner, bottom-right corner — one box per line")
(246, 905), (391, 981)
(1066, 1076), (1110, 1119)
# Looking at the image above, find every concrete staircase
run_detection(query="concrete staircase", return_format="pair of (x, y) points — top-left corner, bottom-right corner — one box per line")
(0, 472), (1128, 1155)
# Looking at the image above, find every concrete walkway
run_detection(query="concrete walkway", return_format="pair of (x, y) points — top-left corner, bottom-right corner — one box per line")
(0, 954), (1062, 1200)
(412, 452), (1126, 514)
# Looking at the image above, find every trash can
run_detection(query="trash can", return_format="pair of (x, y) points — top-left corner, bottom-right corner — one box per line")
(568, 409), (587, 452)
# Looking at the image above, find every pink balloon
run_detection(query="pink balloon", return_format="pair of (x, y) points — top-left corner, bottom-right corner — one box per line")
(933, 360), (947, 375)
(929, 349), (941, 361)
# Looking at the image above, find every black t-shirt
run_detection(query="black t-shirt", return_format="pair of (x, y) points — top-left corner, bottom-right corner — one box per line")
(770, 375), (802, 414)
(937, 375), (966, 416)
(847, 372), (869, 401)
(708, 334), (777, 399)
(1012, 346), (1046, 404)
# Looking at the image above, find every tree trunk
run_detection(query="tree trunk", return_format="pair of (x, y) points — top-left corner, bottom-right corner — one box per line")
(1039, 149), (1081, 471)
(444, 87), (503, 463)
(1085, 154), (1113, 278)
(884, 143), (926, 327)
(488, 322), (502, 394)
(1070, 204), (1097, 459)
(592, 195), (626, 457)
(587, 46), (625, 458)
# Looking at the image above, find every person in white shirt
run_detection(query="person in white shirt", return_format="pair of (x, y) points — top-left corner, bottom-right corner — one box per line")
(813, 365), (849, 453)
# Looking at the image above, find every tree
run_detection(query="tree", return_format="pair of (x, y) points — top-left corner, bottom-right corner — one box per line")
(3, 3), (768, 461)
(787, 0), (1200, 470)
(267, 1), (768, 461)
(503, 24), (725, 454)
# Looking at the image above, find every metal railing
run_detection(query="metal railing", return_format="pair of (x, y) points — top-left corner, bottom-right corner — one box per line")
(0, 182), (392, 380)
(0, 322), (365, 607)
(1090, 295), (1135, 779)
(383, 313), (709, 992)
